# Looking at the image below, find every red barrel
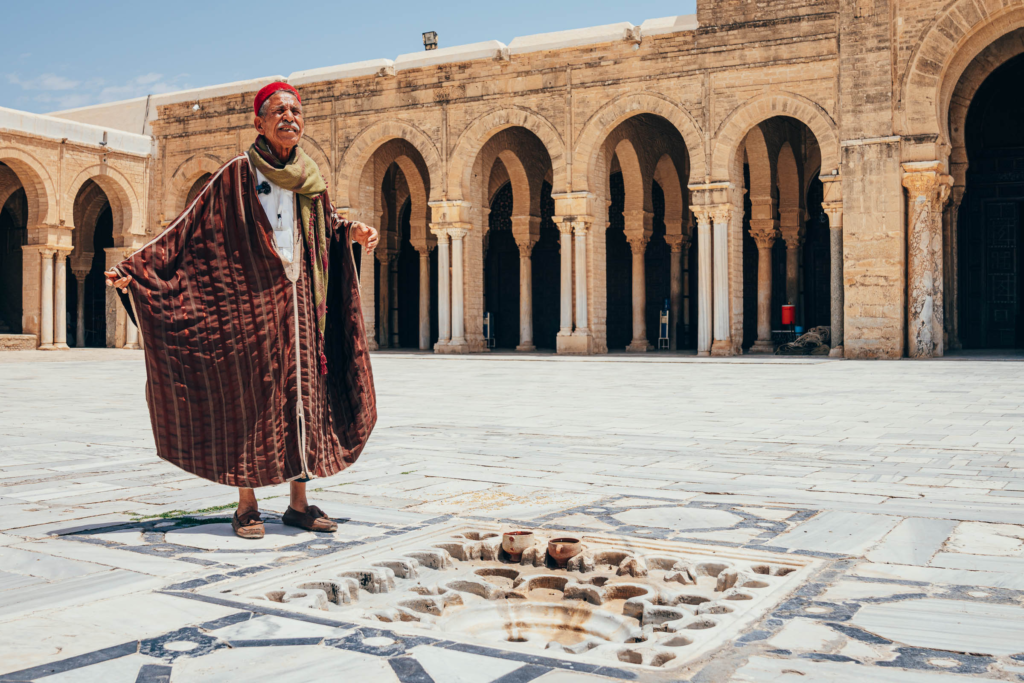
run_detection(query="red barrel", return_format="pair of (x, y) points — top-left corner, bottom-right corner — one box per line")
(781, 305), (796, 326)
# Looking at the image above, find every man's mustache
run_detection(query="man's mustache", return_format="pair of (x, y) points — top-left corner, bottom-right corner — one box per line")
(277, 123), (300, 132)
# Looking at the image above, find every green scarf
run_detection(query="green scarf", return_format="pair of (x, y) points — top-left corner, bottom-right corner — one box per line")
(247, 136), (331, 374)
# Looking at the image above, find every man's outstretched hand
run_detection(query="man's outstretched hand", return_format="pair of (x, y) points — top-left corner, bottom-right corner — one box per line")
(104, 271), (132, 294)
(350, 221), (379, 255)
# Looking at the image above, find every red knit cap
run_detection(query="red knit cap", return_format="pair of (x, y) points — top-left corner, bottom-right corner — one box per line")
(254, 82), (300, 116)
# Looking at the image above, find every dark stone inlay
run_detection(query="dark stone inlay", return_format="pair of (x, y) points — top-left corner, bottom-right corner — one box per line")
(0, 641), (137, 682)
(389, 656), (435, 683)
(135, 664), (173, 683)
(489, 664), (551, 683)
(876, 647), (994, 675)
(229, 637), (327, 647)
(198, 611), (252, 631)
(139, 626), (226, 662)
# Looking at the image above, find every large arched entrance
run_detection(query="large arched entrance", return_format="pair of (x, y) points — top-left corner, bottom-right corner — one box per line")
(70, 179), (114, 347)
(467, 126), (558, 352)
(598, 114), (691, 353)
(958, 54), (1024, 349)
(0, 167), (26, 333)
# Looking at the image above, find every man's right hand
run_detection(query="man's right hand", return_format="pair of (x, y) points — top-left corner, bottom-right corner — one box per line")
(104, 270), (132, 294)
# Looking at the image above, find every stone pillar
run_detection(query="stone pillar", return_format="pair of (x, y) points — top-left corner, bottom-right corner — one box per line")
(945, 187), (964, 351)
(416, 246), (433, 350)
(377, 250), (392, 349)
(73, 270), (88, 348)
(665, 234), (685, 351)
(779, 208), (803, 325)
(515, 238), (536, 351)
(38, 249), (55, 349)
(624, 210), (653, 353)
(359, 247), (378, 351)
(626, 234), (650, 352)
(573, 220), (590, 341)
(748, 221), (779, 354)
(449, 227), (468, 351)
(53, 250), (70, 349)
(124, 316), (140, 350)
(902, 162), (952, 359)
(692, 209), (713, 356)
(821, 174), (845, 358)
(435, 229), (451, 350)
(557, 223), (573, 339)
(711, 206), (732, 356)
(783, 233), (802, 323)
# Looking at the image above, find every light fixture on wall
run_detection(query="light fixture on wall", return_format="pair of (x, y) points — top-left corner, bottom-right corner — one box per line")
(192, 103), (201, 112)
(423, 31), (438, 51)
(99, 131), (108, 147)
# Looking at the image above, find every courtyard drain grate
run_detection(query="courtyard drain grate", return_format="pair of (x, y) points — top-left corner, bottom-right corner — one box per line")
(198, 521), (820, 673)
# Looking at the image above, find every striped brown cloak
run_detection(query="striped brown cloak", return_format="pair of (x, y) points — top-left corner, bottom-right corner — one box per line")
(115, 155), (376, 487)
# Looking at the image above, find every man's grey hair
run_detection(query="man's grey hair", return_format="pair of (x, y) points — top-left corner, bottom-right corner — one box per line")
(258, 89), (301, 118)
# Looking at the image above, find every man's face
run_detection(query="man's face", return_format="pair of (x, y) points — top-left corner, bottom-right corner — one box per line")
(255, 91), (304, 153)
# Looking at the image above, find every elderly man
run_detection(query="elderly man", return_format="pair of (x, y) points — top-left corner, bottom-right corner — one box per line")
(106, 83), (378, 539)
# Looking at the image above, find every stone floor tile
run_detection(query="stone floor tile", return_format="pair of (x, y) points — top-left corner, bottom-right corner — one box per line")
(768, 511), (902, 555)
(43, 653), (164, 683)
(852, 598), (1024, 656)
(731, 656), (980, 682)
(865, 518), (958, 565)
(851, 562), (1024, 590)
(945, 521), (1024, 556)
(11, 538), (201, 576)
(207, 615), (349, 641)
(408, 645), (524, 683)
(168, 645), (400, 682)
(164, 523), (317, 551)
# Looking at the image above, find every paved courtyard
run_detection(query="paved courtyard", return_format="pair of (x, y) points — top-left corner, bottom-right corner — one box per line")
(1, 351), (1024, 682)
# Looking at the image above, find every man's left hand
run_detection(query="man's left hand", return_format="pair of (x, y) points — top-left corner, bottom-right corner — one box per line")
(350, 222), (379, 255)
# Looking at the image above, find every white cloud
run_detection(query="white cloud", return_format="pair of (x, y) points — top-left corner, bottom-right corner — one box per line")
(6, 71), (193, 112)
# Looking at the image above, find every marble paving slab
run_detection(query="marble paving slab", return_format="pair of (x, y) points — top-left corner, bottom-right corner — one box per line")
(945, 521), (1024, 557)
(164, 524), (316, 551)
(611, 506), (742, 529)
(851, 562), (1024, 590)
(13, 538), (200, 576)
(731, 656), (981, 682)
(208, 615), (350, 641)
(0, 545), (109, 580)
(408, 645), (524, 683)
(168, 644), (401, 683)
(770, 511), (902, 555)
(865, 517), (958, 565)
(852, 598), (1024, 656)
(43, 653), (164, 683)
(929, 552), (1024, 573)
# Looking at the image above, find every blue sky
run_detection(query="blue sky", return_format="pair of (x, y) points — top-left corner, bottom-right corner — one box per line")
(1, 1), (696, 114)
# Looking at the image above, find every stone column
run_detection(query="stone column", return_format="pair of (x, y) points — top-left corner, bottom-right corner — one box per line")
(783, 233), (802, 323)
(820, 174), (844, 358)
(665, 234), (685, 351)
(416, 245), (433, 350)
(557, 223), (573, 339)
(359, 247), (378, 351)
(73, 270), (88, 348)
(902, 162), (952, 359)
(692, 209), (713, 356)
(625, 234), (649, 352)
(38, 249), (55, 349)
(711, 206), (732, 355)
(124, 317), (140, 350)
(573, 220), (590, 340)
(434, 229), (451, 350)
(945, 186), (964, 351)
(779, 208), (803, 325)
(515, 238), (537, 351)
(749, 221), (779, 353)
(53, 250), (70, 349)
(449, 227), (468, 350)
(377, 251), (392, 349)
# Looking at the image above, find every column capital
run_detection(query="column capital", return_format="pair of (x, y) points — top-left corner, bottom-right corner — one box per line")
(517, 240), (536, 258)
(447, 227), (468, 241)
(694, 204), (732, 226)
(822, 203), (844, 231)
(749, 220), (779, 249)
(38, 247), (57, 258)
(781, 229), (804, 249)
(431, 226), (450, 244)
(626, 233), (650, 254)
(664, 233), (688, 253)
(902, 162), (953, 209)
(413, 243), (435, 256)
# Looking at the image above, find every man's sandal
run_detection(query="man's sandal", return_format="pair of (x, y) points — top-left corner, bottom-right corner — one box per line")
(282, 505), (338, 532)
(232, 509), (265, 539)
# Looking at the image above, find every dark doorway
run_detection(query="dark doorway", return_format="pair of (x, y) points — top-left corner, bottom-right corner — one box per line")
(533, 182), (560, 350)
(485, 183), (519, 349)
(645, 182), (670, 348)
(803, 178), (830, 329)
(84, 206), (113, 347)
(0, 187), (26, 333)
(606, 172), (631, 350)
(960, 54), (1024, 348)
(186, 173), (212, 207)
